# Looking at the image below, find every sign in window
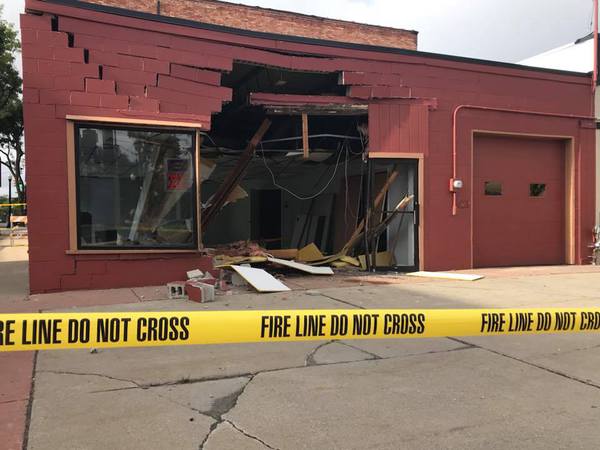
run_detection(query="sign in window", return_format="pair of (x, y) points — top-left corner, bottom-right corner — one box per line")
(75, 124), (197, 249)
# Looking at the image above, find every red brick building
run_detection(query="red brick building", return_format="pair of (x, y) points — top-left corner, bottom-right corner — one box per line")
(21, 0), (596, 292)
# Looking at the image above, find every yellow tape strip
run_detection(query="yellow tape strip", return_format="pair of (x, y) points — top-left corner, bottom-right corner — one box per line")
(1, 308), (599, 352)
(0, 203), (26, 207)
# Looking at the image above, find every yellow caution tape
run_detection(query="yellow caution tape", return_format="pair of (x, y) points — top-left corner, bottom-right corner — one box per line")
(1, 308), (599, 352)
(0, 203), (26, 207)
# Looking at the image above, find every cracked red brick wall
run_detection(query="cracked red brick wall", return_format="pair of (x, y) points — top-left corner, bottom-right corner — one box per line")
(21, 12), (218, 292)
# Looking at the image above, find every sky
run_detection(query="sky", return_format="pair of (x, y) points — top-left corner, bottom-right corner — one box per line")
(0, 0), (596, 195)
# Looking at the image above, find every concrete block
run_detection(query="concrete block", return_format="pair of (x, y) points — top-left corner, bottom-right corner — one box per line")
(129, 96), (159, 113)
(99, 94), (129, 109)
(86, 78), (116, 94)
(167, 282), (187, 300)
(185, 281), (215, 303)
(116, 82), (146, 97)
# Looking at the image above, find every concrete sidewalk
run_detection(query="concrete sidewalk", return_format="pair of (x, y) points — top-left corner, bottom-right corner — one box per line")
(11, 266), (600, 449)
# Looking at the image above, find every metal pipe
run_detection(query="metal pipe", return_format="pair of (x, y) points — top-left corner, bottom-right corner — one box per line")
(363, 159), (372, 272)
(594, 0), (598, 91)
(451, 105), (595, 216)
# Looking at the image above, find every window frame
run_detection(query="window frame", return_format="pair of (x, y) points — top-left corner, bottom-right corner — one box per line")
(67, 117), (203, 254)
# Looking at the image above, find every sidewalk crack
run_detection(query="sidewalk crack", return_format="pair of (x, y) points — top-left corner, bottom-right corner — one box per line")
(225, 419), (279, 449)
(449, 337), (600, 390)
(197, 375), (255, 449)
(305, 340), (334, 366)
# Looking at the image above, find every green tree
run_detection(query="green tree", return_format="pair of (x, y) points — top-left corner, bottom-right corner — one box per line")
(0, 6), (25, 205)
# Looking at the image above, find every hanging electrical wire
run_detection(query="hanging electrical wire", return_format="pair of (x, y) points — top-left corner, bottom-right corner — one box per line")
(259, 142), (345, 200)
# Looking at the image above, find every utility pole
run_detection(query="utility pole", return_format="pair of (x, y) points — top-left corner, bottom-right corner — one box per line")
(6, 175), (12, 228)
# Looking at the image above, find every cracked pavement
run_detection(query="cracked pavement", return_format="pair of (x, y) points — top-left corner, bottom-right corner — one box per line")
(22, 269), (600, 449)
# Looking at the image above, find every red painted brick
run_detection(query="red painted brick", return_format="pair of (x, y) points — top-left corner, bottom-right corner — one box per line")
(37, 30), (70, 47)
(127, 43), (159, 59)
(38, 60), (71, 76)
(40, 90), (71, 105)
(86, 78), (116, 94)
(158, 75), (232, 100)
(23, 88), (39, 104)
(70, 91), (101, 106)
(21, 43), (50, 59)
(20, 13), (52, 31)
(170, 64), (221, 85)
(116, 81), (146, 97)
(53, 47), (85, 63)
(54, 75), (85, 91)
(61, 274), (93, 291)
(142, 58), (170, 74)
(89, 49), (143, 70)
(24, 72), (54, 89)
(23, 104), (56, 118)
(103, 66), (157, 85)
(156, 47), (232, 71)
(99, 94), (129, 109)
(69, 63), (101, 78)
(129, 96), (159, 113)
(147, 86), (223, 111)
(76, 260), (108, 275)
(21, 28), (38, 44)
(22, 58), (39, 74)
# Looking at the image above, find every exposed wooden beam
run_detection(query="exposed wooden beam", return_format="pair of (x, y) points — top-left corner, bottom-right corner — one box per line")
(302, 113), (309, 159)
(201, 119), (271, 229)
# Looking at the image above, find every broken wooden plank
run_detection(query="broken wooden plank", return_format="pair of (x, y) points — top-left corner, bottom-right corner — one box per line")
(268, 249), (298, 259)
(297, 243), (324, 262)
(267, 257), (334, 275)
(202, 119), (271, 229)
(405, 271), (484, 281)
(230, 265), (291, 292)
(302, 113), (309, 159)
(340, 167), (400, 255)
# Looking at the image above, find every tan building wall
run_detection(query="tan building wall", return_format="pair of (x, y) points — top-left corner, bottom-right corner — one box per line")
(83, 0), (418, 50)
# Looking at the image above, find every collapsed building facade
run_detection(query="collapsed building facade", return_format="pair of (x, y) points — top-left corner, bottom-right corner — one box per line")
(21, 0), (596, 293)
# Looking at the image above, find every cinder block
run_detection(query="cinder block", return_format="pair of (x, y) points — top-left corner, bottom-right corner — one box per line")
(53, 47), (85, 63)
(38, 60), (71, 76)
(103, 66), (157, 85)
(158, 75), (232, 100)
(167, 282), (187, 299)
(23, 88), (40, 104)
(76, 260), (108, 275)
(20, 14), (52, 31)
(156, 47), (232, 71)
(69, 63), (101, 78)
(89, 50), (143, 70)
(70, 91), (101, 107)
(21, 29), (38, 44)
(40, 90), (70, 105)
(116, 81), (146, 97)
(127, 43), (158, 59)
(37, 30), (69, 47)
(170, 64), (221, 85)
(54, 75), (85, 91)
(99, 94), (129, 109)
(60, 274), (93, 291)
(22, 58), (39, 74)
(185, 281), (215, 303)
(22, 104), (55, 118)
(129, 96), (159, 113)
(86, 78), (116, 94)
(142, 58), (170, 74)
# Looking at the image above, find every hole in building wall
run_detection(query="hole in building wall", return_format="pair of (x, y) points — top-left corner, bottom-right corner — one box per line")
(200, 63), (417, 270)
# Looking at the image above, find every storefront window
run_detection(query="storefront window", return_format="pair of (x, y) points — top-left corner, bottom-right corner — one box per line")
(75, 124), (197, 249)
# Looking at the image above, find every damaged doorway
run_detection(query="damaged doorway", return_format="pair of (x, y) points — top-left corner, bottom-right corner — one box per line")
(360, 158), (419, 272)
